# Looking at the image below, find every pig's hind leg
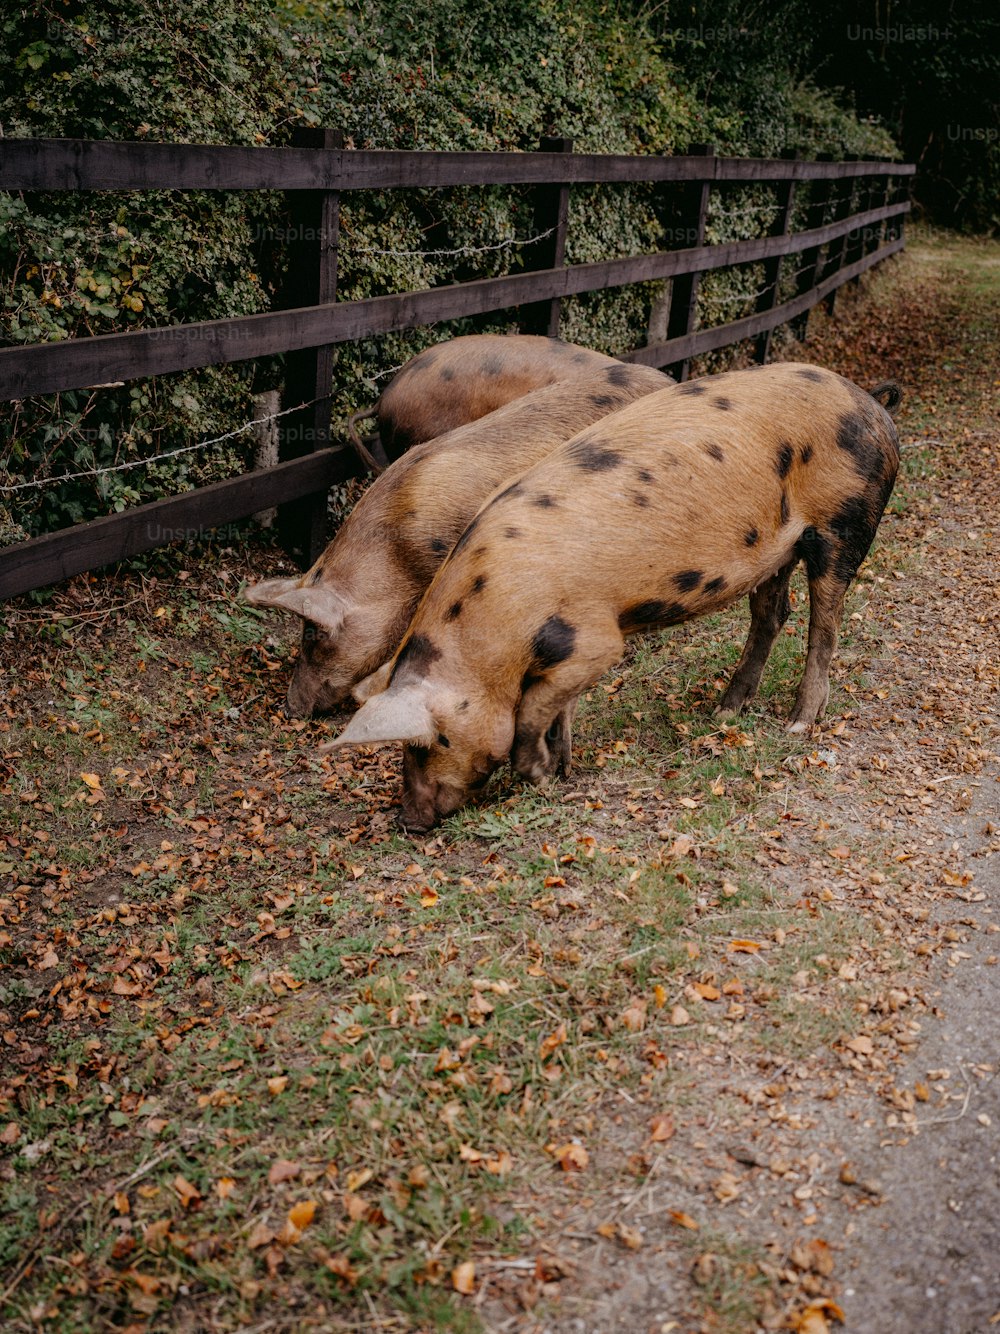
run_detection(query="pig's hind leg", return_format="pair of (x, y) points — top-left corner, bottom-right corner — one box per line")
(787, 494), (888, 732)
(717, 559), (796, 716)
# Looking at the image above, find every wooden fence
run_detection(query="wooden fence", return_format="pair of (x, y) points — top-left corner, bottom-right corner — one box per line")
(0, 134), (914, 601)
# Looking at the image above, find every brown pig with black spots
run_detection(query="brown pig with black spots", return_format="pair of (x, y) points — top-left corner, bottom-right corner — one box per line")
(325, 362), (901, 831)
(347, 333), (621, 470)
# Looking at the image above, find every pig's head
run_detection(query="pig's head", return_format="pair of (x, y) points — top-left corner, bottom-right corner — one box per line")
(322, 655), (515, 831)
(243, 577), (398, 717)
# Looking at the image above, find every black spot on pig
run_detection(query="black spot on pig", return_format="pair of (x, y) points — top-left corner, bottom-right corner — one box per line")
(632, 492), (650, 507)
(504, 526), (523, 540)
(391, 634), (442, 683)
(745, 527), (759, 546)
(440, 365), (455, 381)
(533, 494), (558, 509)
(797, 367), (823, 382)
(429, 537), (449, 556)
(776, 443), (794, 479)
(531, 616), (577, 669)
(308, 566), (324, 585)
(470, 575), (488, 596)
(618, 600), (686, 631)
(830, 495), (879, 581)
(837, 412), (880, 477)
(703, 576), (727, 595)
(446, 601), (463, 622)
(874, 465), (898, 513)
(481, 355), (503, 377)
(800, 444), (813, 465)
(780, 491), (790, 525)
(704, 443), (725, 462)
(458, 699), (470, 712)
(796, 525), (830, 580)
(636, 468), (654, 484)
(677, 382), (707, 396)
(591, 393), (616, 408)
(673, 569), (703, 593)
(713, 396), (733, 411)
(416, 351), (438, 371)
(569, 437), (624, 472)
(606, 364), (630, 387)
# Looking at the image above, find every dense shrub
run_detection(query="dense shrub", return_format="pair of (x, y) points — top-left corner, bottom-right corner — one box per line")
(1, 0), (906, 542)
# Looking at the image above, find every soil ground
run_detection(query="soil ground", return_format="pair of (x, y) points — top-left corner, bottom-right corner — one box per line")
(1, 229), (998, 1334)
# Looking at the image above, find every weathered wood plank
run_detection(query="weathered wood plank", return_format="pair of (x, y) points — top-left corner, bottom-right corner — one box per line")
(0, 138), (916, 193)
(753, 150), (799, 364)
(0, 200), (910, 400)
(521, 136), (573, 337)
(621, 236), (905, 370)
(664, 144), (714, 382)
(0, 449), (345, 601)
(278, 128), (343, 566)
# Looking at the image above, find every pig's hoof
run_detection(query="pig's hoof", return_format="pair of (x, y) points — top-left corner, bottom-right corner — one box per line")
(713, 703), (743, 721)
(785, 718), (813, 734)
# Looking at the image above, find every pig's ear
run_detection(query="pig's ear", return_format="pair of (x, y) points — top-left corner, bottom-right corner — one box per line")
(352, 661), (394, 704)
(320, 685), (436, 752)
(242, 576), (299, 608)
(244, 579), (351, 633)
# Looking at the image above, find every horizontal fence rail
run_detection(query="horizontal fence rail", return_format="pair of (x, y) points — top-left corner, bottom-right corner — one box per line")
(0, 200), (909, 400)
(0, 135), (913, 601)
(0, 138), (916, 193)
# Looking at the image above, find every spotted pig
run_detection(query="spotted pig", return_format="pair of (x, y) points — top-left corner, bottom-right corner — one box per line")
(326, 362), (902, 831)
(244, 363), (673, 715)
(347, 333), (620, 470)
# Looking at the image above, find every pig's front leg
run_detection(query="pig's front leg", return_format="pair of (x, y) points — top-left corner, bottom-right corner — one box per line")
(514, 697), (580, 781)
(512, 626), (621, 784)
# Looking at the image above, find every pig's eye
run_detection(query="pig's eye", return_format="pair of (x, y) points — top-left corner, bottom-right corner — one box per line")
(437, 733), (450, 748)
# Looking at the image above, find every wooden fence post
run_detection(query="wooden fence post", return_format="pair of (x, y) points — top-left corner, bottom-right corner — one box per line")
(753, 149), (799, 364)
(520, 136), (573, 337)
(789, 153), (835, 341)
(664, 143), (714, 382)
(848, 155), (879, 285)
(865, 162), (889, 259)
(277, 127), (344, 568)
(822, 160), (858, 317)
(888, 171), (909, 243)
(890, 170), (906, 244)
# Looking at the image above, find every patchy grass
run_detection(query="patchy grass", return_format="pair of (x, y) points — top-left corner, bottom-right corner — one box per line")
(2, 227), (998, 1332)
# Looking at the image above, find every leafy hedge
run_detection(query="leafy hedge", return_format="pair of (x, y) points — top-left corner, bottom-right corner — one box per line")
(1, 0), (899, 543)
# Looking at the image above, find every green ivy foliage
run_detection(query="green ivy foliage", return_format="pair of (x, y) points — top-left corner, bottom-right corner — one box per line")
(1, 0), (903, 543)
(0, 0), (312, 540)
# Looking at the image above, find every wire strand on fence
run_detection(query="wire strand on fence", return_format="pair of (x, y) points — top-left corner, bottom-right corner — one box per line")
(354, 226), (556, 260)
(0, 398), (322, 496)
(694, 255), (818, 321)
